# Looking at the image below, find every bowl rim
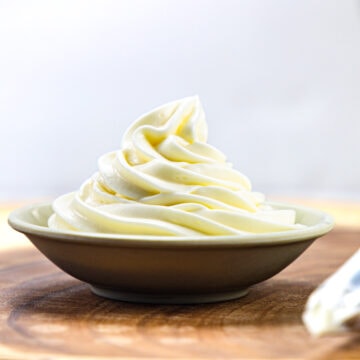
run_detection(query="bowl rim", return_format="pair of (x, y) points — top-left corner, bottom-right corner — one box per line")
(8, 201), (334, 248)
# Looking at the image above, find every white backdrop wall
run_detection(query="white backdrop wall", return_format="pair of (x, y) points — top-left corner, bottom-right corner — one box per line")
(1, 0), (360, 201)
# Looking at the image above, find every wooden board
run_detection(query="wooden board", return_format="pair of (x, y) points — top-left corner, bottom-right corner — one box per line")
(1, 229), (360, 359)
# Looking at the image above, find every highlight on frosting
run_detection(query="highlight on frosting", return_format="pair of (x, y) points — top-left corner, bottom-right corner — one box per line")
(48, 96), (303, 236)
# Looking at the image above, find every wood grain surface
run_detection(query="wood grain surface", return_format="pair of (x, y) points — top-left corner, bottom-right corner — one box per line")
(1, 229), (360, 359)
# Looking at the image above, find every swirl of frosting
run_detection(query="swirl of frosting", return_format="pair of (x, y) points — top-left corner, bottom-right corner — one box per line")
(48, 96), (302, 236)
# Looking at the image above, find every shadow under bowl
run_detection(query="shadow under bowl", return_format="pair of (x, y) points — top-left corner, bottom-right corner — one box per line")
(8, 202), (333, 304)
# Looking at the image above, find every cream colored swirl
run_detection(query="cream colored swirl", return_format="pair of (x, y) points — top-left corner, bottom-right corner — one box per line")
(48, 96), (303, 236)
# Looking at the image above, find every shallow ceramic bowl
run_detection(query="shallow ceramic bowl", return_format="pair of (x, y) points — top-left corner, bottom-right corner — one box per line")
(8, 202), (333, 304)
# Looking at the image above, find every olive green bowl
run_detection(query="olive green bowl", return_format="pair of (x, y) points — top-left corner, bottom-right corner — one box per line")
(8, 202), (333, 304)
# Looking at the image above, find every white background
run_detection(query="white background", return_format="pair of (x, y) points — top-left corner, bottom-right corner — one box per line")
(1, 0), (360, 201)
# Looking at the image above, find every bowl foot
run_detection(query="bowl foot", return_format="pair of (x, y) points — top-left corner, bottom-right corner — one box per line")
(89, 285), (249, 304)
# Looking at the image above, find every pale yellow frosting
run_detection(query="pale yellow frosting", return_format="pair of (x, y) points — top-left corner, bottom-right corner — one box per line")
(48, 96), (302, 236)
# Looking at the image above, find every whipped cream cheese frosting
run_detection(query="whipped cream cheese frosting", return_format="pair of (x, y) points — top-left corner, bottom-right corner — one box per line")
(48, 96), (302, 236)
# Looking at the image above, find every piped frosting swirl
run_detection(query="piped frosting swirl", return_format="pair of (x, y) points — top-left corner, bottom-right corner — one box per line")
(48, 96), (302, 236)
